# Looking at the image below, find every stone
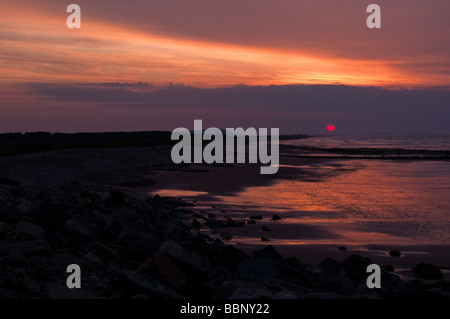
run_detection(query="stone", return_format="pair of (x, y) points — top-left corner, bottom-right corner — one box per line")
(159, 241), (210, 273)
(342, 254), (371, 272)
(0, 177), (19, 186)
(252, 245), (283, 260)
(413, 263), (443, 280)
(121, 270), (184, 299)
(192, 219), (201, 228)
(272, 215), (282, 220)
(262, 226), (271, 231)
(338, 246), (347, 251)
(0, 239), (50, 257)
(45, 283), (98, 299)
(86, 241), (118, 263)
(64, 213), (95, 237)
(389, 250), (402, 257)
(249, 215), (263, 220)
(110, 190), (129, 206)
(148, 250), (188, 290)
(236, 258), (277, 280)
(261, 237), (270, 242)
(14, 221), (46, 240)
(220, 232), (233, 240)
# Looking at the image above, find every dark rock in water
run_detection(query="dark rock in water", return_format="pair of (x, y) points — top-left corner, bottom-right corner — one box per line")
(413, 263), (443, 280)
(153, 194), (160, 200)
(249, 215), (263, 220)
(192, 213), (206, 220)
(342, 254), (371, 272)
(237, 258), (277, 280)
(272, 215), (282, 220)
(261, 237), (270, 242)
(246, 220), (256, 224)
(121, 270), (184, 299)
(389, 250), (402, 257)
(253, 245), (283, 260)
(220, 231), (233, 240)
(262, 226), (271, 232)
(110, 190), (129, 206)
(338, 246), (347, 251)
(192, 219), (201, 228)
(0, 178), (19, 187)
(64, 213), (95, 237)
(226, 218), (239, 227)
(0, 239), (50, 257)
(381, 264), (395, 272)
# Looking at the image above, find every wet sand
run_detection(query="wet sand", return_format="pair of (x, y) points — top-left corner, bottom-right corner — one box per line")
(141, 154), (450, 281)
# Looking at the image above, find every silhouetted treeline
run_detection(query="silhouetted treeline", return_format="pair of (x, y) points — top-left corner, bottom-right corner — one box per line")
(0, 131), (173, 156)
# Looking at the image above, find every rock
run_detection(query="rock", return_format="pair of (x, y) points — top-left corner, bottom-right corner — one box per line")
(85, 241), (118, 263)
(406, 279), (428, 291)
(413, 263), (443, 280)
(342, 254), (371, 272)
(246, 220), (256, 224)
(64, 214), (95, 237)
(338, 246), (347, 251)
(144, 250), (188, 290)
(0, 177), (19, 186)
(14, 221), (46, 240)
(389, 250), (402, 257)
(0, 288), (26, 299)
(110, 190), (129, 206)
(226, 218), (238, 227)
(249, 215), (263, 220)
(192, 213), (206, 220)
(262, 226), (271, 231)
(272, 215), (282, 220)
(11, 186), (27, 197)
(230, 286), (273, 299)
(159, 241), (210, 273)
(261, 237), (271, 242)
(220, 232), (233, 240)
(236, 258), (277, 280)
(0, 239), (50, 257)
(45, 283), (98, 299)
(253, 245), (283, 260)
(192, 219), (201, 228)
(121, 270), (184, 299)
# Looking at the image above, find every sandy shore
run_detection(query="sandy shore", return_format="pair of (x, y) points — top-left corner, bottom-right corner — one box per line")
(1, 145), (449, 298)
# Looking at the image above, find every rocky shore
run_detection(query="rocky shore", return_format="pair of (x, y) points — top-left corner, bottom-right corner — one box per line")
(1, 177), (450, 299)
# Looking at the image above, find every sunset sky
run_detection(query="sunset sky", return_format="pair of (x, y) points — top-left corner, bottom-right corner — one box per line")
(1, 0), (450, 134)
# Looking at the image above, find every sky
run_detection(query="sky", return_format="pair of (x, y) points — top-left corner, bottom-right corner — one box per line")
(1, 0), (449, 134)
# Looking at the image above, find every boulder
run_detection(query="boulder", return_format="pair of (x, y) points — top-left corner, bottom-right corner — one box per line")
(0, 239), (50, 257)
(236, 258), (277, 280)
(413, 263), (443, 280)
(121, 270), (184, 299)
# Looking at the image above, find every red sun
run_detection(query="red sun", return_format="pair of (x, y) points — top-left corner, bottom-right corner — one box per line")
(327, 124), (335, 132)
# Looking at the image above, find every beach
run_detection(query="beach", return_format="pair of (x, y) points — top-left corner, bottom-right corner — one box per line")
(0, 142), (449, 299)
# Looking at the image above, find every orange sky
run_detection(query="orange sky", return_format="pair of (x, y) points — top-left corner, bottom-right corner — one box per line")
(1, 1), (449, 88)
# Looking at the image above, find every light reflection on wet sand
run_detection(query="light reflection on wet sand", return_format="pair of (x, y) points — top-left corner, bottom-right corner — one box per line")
(149, 159), (450, 268)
